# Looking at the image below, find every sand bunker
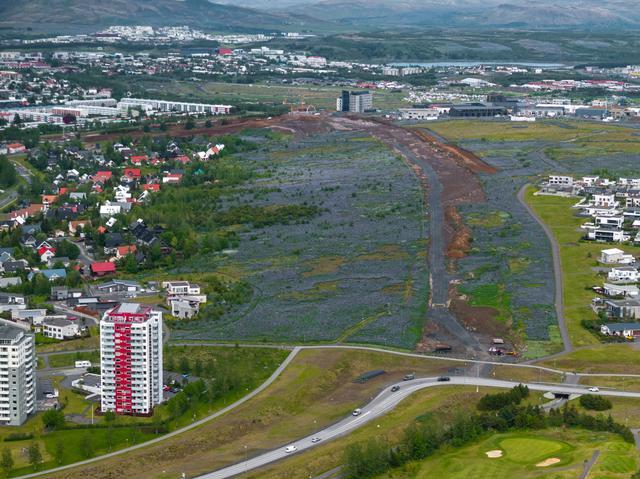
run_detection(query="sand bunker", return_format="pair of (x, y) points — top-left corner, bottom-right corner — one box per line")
(485, 450), (503, 458)
(536, 458), (561, 467)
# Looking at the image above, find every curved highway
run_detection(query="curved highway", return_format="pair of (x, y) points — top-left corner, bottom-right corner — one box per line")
(196, 376), (640, 479)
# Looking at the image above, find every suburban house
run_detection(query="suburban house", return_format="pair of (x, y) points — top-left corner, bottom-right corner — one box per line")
(605, 298), (640, 319)
(42, 318), (81, 340)
(95, 279), (143, 294)
(600, 322), (640, 337)
(607, 266), (639, 283)
(162, 281), (206, 319)
(600, 248), (635, 264)
(0, 293), (26, 313)
(90, 262), (116, 277)
(603, 283), (640, 298)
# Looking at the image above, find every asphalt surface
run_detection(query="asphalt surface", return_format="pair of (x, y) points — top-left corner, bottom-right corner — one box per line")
(196, 376), (640, 479)
(517, 183), (572, 353)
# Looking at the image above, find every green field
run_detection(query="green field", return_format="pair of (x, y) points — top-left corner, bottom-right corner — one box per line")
(426, 119), (640, 144)
(372, 429), (636, 479)
(138, 79), (408, 111)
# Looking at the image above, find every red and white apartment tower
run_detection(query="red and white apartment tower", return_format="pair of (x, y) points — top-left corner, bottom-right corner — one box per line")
(100, 303), (163, 415)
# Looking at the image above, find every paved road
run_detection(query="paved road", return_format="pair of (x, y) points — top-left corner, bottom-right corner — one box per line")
(517, 183), (572, 353)
(579, 450), (600, 479)
(0, 190), (18, 210)
(196, 376), (640, 479)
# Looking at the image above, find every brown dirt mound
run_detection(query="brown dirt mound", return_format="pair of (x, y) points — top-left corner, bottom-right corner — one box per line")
(445, 206), (472, 260)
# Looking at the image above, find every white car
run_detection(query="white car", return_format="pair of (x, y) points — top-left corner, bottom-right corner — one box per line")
(285, 445), (298, 453)
(588, 387), (599, 392)
(352, 408), (362, 416)
(311, 437), (321, 443)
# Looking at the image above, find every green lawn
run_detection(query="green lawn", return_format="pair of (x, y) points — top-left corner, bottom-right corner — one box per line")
(48, 351), (100, 369)
(523, 186), (640, 347)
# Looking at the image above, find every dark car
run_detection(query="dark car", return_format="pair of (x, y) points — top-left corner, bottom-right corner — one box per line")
(391, 385), (400, 392)
(437, 376), (451, 382)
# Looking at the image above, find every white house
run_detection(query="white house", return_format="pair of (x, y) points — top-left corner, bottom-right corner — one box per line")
(42, 318), (81, 340)
(593, 194), (617, 207)
(608, 266), (639, 283)
(603, 283), (640, 298)
(162, 281), (201, 296)
(99, 201), (122, 217)
(600, 248), (635, 264)
(548, 175), (574, 186)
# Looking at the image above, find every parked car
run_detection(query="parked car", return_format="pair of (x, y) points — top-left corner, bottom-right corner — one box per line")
(403, 373), (415, 381)
(391, 385), (400, 392)
(285, 445), (297, 453)
(588, 387), (600, 392)
(437, 376), (451, 382)
(311, 437), (321, 443)
(352, 408), (362, 416)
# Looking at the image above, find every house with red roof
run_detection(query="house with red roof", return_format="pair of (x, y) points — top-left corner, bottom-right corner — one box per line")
(218, 48), (233, 56)
(175, 155), (191, 164)
(91, 261), (116, 277)
(162, 173), (183, 184)
(130, 155), (148, 165)
(142, 183), (160, 192)
(38, 245), (56, 263)
(115, 244), (137, 259)
(92, 171), (113, 183)
(7, 143), (26, 154)
(123, 168), (141, 179)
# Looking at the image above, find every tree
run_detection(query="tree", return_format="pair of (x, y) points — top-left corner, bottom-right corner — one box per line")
(104, 411), (116, 424)
(42, 409), (65, 430)
(204, 120), (212, 128)
(0, 448), (13, 475)
(12, 113), (21, 125)
(27, 442), (42, 470)
(0, 157), (17, 189)
(184, 117), (196, 130)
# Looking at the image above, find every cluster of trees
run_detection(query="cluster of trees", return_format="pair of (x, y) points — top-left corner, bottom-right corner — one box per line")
(343, 386), (633, 479)
(0, 157), (17, 189)
(477, 384), (529, 411)
(579, 394), (612, 411)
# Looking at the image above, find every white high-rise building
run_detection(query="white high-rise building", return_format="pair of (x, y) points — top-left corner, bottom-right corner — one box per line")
(0, 320), (35, 426)
(100, 303), (163, 415)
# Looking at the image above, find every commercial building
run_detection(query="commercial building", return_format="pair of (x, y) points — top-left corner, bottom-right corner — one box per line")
(118, 98), (232, 115)
(336, 90), (373, 113)
(448, 103), (507, 118)
(0, 320), (35, 426)
(100, 303), (163, 415)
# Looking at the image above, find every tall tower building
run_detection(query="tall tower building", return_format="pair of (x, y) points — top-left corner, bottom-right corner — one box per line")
(100, 303), (163, 415)
(0, 320), (35, 426)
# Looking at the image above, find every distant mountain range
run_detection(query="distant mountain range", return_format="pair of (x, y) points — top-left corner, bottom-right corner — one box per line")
(0, 0), (320, 34)
(2, 0), (640, 34)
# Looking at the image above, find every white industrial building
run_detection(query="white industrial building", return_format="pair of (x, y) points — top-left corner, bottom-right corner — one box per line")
(118, 98), (232, 115)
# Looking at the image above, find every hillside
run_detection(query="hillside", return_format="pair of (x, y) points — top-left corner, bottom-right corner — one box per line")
(0, 0), (319, 34)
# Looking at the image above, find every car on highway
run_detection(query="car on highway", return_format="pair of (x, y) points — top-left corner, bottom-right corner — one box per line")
(588, 387), (600, 392)
(437, 376), (451, 382)
(403, 373), (415, 381)
(311, 437), (321, 443)
(352, 408), (362, 416)
(391, 385), (400, 392)
(285, 446), (298, 453)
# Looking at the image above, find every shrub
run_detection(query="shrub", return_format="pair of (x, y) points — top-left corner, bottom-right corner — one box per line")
(579, 394), (612, 411)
